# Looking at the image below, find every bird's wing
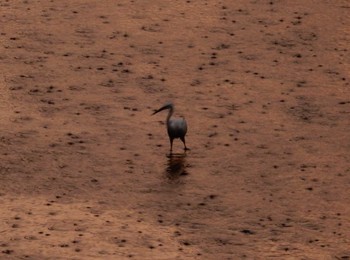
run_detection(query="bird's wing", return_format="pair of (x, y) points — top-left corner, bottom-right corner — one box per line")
(168, 118), (187, 137)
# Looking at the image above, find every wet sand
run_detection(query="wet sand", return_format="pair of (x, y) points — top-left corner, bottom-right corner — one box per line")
(0, 0), (349, 259)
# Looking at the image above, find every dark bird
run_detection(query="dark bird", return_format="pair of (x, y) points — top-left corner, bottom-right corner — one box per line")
(152, 102), (189, 152)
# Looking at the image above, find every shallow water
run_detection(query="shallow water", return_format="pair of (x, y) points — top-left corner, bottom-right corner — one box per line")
(0, 0), (349, 259)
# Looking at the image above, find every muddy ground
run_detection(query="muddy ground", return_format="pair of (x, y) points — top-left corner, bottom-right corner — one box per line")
(0, 0), (349, 259)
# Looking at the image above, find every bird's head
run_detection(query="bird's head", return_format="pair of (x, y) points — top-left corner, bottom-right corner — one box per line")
(152, 102), (174, 115)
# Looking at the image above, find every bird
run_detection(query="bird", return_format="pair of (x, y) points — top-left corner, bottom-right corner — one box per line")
(152, 102), (189, 152)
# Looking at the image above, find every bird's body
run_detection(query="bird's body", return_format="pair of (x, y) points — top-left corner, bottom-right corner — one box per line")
(152, 102), (188, 152)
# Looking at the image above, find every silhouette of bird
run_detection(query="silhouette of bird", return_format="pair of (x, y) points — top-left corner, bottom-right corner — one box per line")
(152, 102), (189, 152)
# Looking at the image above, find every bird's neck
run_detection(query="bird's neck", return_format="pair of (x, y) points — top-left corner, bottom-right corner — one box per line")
(166, 107), (174, 124)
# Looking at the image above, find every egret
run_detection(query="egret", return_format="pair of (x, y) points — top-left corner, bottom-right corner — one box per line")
(152, 102), (189, 152)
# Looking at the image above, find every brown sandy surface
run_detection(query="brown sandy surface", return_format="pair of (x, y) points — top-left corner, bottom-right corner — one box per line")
(0, 0), (349, 259)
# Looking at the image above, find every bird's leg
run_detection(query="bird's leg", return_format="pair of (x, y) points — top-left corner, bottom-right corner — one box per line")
(169, 138), (174, 153)
(180, 137), (189, 151)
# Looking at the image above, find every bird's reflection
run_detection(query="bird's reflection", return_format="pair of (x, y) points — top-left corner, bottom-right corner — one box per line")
(165, 153), (188, 180)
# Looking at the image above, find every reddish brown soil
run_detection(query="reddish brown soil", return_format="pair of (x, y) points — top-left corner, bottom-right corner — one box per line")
(0, 0), (349, 259)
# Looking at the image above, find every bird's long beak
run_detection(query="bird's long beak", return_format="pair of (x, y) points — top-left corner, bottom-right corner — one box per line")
(151, 109), (159, 115)
(151, 103), (172, 115)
